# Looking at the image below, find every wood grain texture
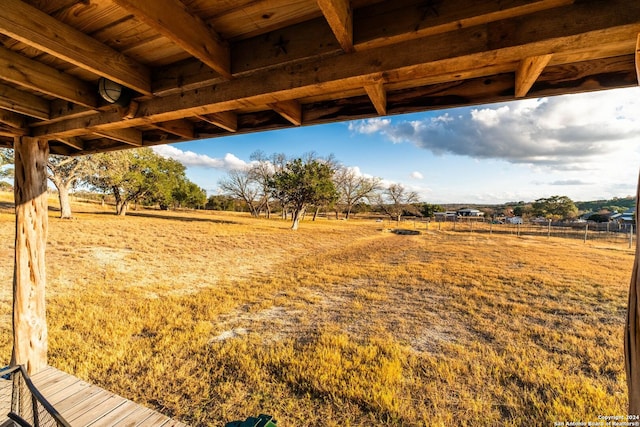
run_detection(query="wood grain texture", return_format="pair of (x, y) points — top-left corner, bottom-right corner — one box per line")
(11, 136), (49, 375)
(0, 0), (151, 95)
(317, 0), (353, 52)
(515, 54), (552, 97)
(112, 0), (231, 78)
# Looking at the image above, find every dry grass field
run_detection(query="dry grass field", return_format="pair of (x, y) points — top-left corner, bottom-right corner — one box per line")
(0, 191), (634, 426)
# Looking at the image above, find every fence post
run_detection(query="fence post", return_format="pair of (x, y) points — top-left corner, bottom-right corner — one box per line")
(631, 224), (634, 249)
(584, 223), (588, 243)
(548, 219), (551, 239)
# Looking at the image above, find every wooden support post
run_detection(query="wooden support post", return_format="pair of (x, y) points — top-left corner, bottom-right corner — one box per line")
(625, 171), (640, 414)
(11, 137), (49, 375)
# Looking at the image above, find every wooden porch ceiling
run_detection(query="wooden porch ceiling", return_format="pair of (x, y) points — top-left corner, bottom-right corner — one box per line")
(0, 0), (639, 155)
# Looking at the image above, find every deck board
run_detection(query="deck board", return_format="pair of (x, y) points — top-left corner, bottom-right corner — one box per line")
(0, 366), (189, 427)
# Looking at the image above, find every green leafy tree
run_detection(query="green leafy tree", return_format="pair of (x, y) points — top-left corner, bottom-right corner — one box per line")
(47, 155), (96, 219)
(268, 158), (337, 230)
(420, 203), (443, 218)
(532, 195), (578, 220)
(89, 148), (187, 216)
(172, 180), (207, 209)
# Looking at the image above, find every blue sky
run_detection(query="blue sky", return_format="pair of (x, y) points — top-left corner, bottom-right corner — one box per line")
(153, 86), (640, 205)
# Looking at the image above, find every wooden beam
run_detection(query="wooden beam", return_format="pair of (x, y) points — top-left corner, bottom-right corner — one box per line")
(0, 46), (98, 108)
(0, 109), (27, 129)
(0, 0), (151, 95)
(0, 124), (27, 137)
(31, 1), (640, 139)
(0, 83), (49, 120)
(636, 33), (640, 85)
(55, 137), (84, 151)
(112, 0), (231, 79)
(515, 54), (553, 97)
(12, 136), (49, 375)
(316, 0), (353, 53)
(152, 119), (195, 139)
(269, 100), (302, 126)
(364, 81), (386, 115)
(93, 128), (142, 147)
(196, 112), (237, 133)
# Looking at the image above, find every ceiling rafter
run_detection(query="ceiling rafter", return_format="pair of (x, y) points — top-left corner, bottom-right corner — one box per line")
(55, 137), (84, 151)
(93, 128), (142, 147)
(112, 0), (231, 80)
(515, 54), (553, 97)
(0, 46), (98, 108)
(636, 33), (640, 84)
(0, 109), (28, 130)
(151, 119), (195, 139)
(0, 0), (151, 95)
(196, 112), (238, 133)
(30, 0), (640, 140)
(316, 0), (354, 53)
(0, 83), (50, 120)
(269, 100), (302, 126)
(364, 81), (386, 115)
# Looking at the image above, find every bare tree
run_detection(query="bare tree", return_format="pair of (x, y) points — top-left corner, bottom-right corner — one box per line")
(218, 169), (262, 217)
(377, 183), (420, 224)
(249, 150), (275, 218)
(333, 166), (381, 219)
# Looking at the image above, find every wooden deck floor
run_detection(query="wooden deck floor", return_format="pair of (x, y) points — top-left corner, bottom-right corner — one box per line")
(1, 366), (189, 427)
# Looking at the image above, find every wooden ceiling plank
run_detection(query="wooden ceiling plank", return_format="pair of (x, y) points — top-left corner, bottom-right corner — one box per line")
(31, 1), (640, 139)
(316, 0), (354, 53)
(196, 112), (237, 133)
(269, 100), (302, 126)
(93, 128), (142, 146)
(515, 54), (553, 97)
(0, 0), (151, 95)
(55, 137), (84, 151)
(152, 119), (195, 139)
(364, 81), (386, 115)
(0, 46), (98, 108)
(112, 0), (231, 79)
(0, 83), (50, 120)
(355, 0), (574, 50)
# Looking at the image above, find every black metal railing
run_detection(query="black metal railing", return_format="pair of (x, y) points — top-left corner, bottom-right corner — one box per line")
(0, 366), (70, 427)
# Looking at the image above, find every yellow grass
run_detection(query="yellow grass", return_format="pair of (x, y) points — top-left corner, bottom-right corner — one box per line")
(0, 191), (633, 426)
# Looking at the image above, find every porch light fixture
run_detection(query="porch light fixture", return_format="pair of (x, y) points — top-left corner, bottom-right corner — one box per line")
(98, 77), (132, 106)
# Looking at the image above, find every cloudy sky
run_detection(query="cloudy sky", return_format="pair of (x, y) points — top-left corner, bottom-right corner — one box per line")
(153, 86), (640, 204)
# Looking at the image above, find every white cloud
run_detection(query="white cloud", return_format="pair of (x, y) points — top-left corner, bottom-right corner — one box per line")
(348, 118), (391, 134)
(152, 145), (250, 170)
(348, 87), (640, 170)
(410, 171), (424, 180)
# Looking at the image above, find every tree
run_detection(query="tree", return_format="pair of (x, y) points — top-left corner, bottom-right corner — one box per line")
(47, 155), (96, 219)
(333, 166), (381, 219)
(532, 195), (578, 220)
(376, 183), (420, 223)
(1, 148), (13, 179)
(268, 158), (337, 230)
(248, 150), (277, 218)
(172, 180), (207, 209)
(89, 148), (187, 216)
(218, 168), (262, 217)
(420, 203), (443, 218)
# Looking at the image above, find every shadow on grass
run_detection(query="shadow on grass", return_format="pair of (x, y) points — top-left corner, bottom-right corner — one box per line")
(94, 210), (240, 225)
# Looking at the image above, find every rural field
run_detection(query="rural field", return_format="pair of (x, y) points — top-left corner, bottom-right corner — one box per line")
(0, 192), (634, 426)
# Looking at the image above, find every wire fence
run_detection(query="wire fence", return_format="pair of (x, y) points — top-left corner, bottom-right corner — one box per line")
(386, 217), (636, 247)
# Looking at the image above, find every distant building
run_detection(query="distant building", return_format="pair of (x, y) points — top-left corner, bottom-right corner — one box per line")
(457, 208), (484, 217)
(434, 211), (458, 222)
(505, 216), (523, 224)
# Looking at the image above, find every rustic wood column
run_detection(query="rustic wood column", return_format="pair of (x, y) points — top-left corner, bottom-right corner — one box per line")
(626, 170), (640, 415)
(11, 137), (49, 375)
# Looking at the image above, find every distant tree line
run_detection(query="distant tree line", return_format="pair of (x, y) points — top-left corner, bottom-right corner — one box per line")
(1, 147), (206, 218)
(216, 151), (438, 230)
